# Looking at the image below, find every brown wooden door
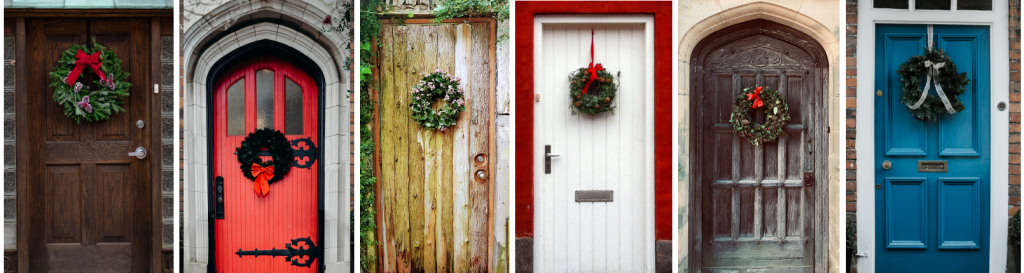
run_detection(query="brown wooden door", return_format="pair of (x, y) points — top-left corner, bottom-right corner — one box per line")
(23, 18), (152, 272)
(688, 19), (829, 272)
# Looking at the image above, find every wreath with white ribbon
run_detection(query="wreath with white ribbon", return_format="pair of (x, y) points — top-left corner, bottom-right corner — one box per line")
(896, 48), (969, 121)
(48, 39), (131, 124)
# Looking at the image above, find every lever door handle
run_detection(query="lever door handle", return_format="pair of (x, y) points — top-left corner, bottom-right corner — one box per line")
(545, 145), (558, 174)
(127, 147), (147, 159)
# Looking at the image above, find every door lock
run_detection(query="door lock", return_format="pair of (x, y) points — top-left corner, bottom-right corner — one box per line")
(215, 176), (224, 219)
(544, 145), (559, 174)
(136, 120), (145, 128)
(127, 147), (147, 159)
(881, 160), (892, 170)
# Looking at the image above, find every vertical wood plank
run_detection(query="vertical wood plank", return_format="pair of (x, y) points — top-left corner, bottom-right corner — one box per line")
(730, 73), (740, 242)
(452, 23), (472, 272)
(413, 25), (436, 272)
(436, 24), (458, 272)
(468, 22), (491, 272)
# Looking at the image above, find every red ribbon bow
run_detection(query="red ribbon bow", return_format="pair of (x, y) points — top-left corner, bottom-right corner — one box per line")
(250, 163), (274, 197)
(582, 29), (603, 95)
(746, 86), (764, 109)
(67, 50), (107, 87)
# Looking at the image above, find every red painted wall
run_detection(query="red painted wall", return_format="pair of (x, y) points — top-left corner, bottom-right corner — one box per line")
(516, 0), (675, 242)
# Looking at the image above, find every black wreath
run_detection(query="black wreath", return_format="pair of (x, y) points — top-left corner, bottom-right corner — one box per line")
(236, 128), (293, 184)
(896, 48), (970, 121)
(568, 68), (619, 115)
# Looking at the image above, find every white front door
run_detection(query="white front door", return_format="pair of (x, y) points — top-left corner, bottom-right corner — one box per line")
(532, 15), (656, 272)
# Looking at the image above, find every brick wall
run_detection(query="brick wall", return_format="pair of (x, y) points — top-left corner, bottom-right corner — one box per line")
(843, 0), (860, 271)
(1011, 0), (1019, 271)
(1009, 0), (1021, 220)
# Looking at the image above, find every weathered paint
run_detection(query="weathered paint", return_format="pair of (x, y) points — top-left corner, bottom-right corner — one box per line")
(453, 23), (473, 271)
(377, 21), (495, 272)
(468, 23), (492, 272)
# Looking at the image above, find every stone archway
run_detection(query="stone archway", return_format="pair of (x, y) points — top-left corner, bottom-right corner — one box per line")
(181, 1), (352, 272)
(678, 3), (842, 272)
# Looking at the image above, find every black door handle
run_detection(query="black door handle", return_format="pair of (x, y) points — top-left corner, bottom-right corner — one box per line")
(545, 145), (559, 174)
(215, 176), (224, 219)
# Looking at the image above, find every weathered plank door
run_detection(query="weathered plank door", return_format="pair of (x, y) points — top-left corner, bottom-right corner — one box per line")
(531, 16), (655, 272)
(376, 20), (495, 272)
(21, 18), (154, 271)
(212, 55), (320, 272)
(874, 24), (991, 272)
(688, 19), (829, 272)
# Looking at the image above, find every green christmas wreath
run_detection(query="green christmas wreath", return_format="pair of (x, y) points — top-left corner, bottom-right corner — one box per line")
(896, 48), (970, 121)
(568, 67), (618, 115)
(236, 128), (294, 185)
(730, 86), (791, 146)
(410, 69), (466, 131)
(48, 39), (131, 124)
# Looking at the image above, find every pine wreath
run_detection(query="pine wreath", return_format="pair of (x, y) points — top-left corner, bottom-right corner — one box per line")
(48, 38), (131, 124)
(236, 128), (293, 196)
(896, 48), (970, 121)
(569, 67), (618, 115)
(730, 86), (791, 146)
(410, 69), (466, 131)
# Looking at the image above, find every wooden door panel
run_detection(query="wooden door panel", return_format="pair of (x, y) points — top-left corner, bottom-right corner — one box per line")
(26, 18), (152, 272)
(213, 55), (319, 272)
(874, 24), (990, 272)
(97, 164), (131, 242)
(377, 22), (492, 272)
(692, 20), (824, 271)
(45, 165), (82, 244)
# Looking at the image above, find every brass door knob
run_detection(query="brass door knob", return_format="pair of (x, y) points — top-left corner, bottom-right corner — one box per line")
(882, 160), (892, 170)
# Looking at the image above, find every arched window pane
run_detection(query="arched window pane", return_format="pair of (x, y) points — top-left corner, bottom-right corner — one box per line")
(227, 78), (245, 136)
(285, 78), (303, 135)
(256, 69), (274, 130)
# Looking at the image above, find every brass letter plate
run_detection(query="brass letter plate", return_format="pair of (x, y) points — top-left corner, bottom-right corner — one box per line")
(917, 160), (948, 173)
(576, 190), (613, 202)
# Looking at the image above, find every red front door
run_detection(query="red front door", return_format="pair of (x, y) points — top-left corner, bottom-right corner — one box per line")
(213, 55), (320, 271)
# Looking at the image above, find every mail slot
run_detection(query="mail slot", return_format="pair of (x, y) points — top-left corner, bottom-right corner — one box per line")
(576, 190), (613, 202)
(917, 160), (948, 173)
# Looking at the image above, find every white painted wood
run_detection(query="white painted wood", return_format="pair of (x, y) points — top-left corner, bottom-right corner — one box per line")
(533, 15), (656, 272)
(855, 1), (1011, 272)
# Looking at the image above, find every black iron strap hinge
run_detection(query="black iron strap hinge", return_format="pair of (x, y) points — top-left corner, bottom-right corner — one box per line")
(235, 237), (320, 268)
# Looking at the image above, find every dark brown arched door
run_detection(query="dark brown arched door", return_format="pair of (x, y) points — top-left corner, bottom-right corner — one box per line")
(687, 19), (830, 272)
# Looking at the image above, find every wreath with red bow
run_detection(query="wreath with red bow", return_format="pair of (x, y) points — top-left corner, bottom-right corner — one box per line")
(236, 128), (294, 197)
(729, 86), (791, 146)
(48, 39), (131, 124)
(569, 29), (618, 115)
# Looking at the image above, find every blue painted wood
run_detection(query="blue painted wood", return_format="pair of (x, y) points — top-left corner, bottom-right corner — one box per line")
(874, 24), (991, 272)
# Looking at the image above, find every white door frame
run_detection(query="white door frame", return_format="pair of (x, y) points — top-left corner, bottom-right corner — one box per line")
(854, 1), (1010, 272)
(531, 14), (656, 271)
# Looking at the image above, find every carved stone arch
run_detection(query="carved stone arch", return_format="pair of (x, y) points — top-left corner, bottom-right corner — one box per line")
(687, 18), (831, 273)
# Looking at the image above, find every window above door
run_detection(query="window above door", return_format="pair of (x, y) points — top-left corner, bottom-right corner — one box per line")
(224, 64), (308, 137)
(874, 0), (992, 11)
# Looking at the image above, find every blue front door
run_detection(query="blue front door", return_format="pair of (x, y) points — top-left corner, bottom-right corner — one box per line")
(874, 24), (991, 272)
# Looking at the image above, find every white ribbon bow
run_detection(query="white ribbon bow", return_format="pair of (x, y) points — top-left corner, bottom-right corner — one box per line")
(909, 60), (957, 114)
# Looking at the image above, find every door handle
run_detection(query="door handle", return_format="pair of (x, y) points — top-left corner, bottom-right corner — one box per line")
(215, 176), (224, 219)
(882, 160), (892, 170)
(545, 145), (559, 174)
(127, 147), (147, 159)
